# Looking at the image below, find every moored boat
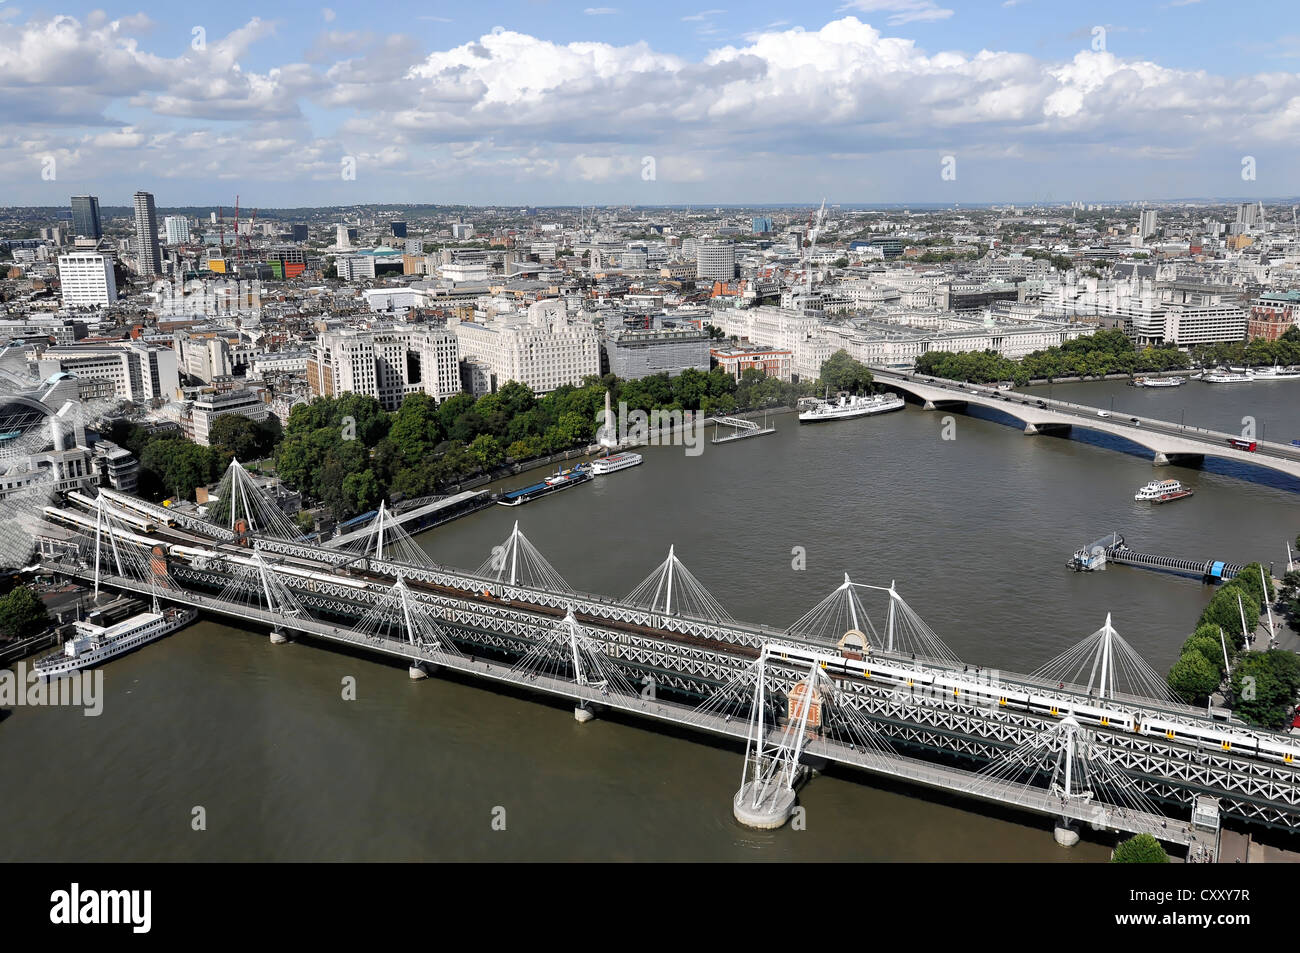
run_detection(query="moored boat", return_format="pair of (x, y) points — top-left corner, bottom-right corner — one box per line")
(590, 451), (643, 475)
(798, 392), (905, 423)
(33, 606), (197, 677)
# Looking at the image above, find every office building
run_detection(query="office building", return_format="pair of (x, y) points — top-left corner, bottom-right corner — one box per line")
(190, 388), (269, 447)
(389, 222), (407, 238)
(133, 191), (163, 277)
(164, 215), (190, 245)
(1139, 210), (1157, 240)
(696, 239), (736, 282)
(292, 224), (309, 242)
(605, 327), (712, 379)
(56, 252), (118, 307)
(337, 255), (377, 281)
(455, 300), (600, 394)
(37, 344), (179, 403)
(710, 345), (794, 382)
(70, 195), (102, 240)
(308, 327), (460, 411)
(1248, 290), (1300, 341)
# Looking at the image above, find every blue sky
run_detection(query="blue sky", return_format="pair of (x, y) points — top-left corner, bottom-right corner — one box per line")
(2, 1), (1298, 207)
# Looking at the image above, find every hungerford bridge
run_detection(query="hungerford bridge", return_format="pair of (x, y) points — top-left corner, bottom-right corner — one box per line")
(870, 368), (1300, 482)
(32, 466), (1300, 856)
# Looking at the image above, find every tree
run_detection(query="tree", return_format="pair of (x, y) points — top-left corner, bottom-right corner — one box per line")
(341, 469), (382, 516)
(467, 433), (504, 469)
(1182, 629), (1227, 677)
(139, 436), (226, 501)
(389, 392), (442, 465)
(820, 350), (874, 393)
(1199, 585), (1259, 649)
(1112, 833), (1169, 863)
(1232, 563), (1274, 607)
(0, 585), (50, 640)
(209, 414), (278, 462)
(1231, 652), (1297, 730)
(1167, 651), (1220, 704)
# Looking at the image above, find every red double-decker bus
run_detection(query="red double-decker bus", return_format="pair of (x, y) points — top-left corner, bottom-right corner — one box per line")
(1226, 438), (1258, 451)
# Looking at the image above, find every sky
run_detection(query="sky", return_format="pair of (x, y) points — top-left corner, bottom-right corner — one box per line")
(2, 0), (1299, 209)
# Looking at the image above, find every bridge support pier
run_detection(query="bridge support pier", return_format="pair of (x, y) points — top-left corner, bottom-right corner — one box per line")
(1153, 452), (1204, 468)
(269, 628), (289, 644)
(733, 780), (796, 830)
(1054, 819), (1080, 847)
(1025, 422), (1071, 436)
(574, 703), (596, 723)
(409, 661), (432, 679)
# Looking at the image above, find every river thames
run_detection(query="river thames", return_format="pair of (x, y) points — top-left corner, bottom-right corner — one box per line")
(2, 377), (1297, 861)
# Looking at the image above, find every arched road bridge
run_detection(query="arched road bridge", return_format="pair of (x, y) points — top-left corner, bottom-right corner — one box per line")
(870, 368), (1300, 483)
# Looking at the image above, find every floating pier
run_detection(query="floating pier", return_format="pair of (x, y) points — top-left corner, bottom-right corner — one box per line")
(710, 414), (776, 444)
(1069, 532), (1245, 582)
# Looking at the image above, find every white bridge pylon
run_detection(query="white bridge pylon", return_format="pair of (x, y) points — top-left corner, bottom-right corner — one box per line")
(90, 491), (173, 605)
(212, 549), (309, 642)
(352, 576), (462, 676)
(477, 521), (572, 592)
(787, 573), (961, 664)
(624, 545), (733, 622)
(729, 642), (897, 830)
(973, 713), (1168, 842)
(510, 607), (639, 720)
(211, 458), (300, 540)
(332, 500), (432, 567)
(1032, 613), (1182, 705)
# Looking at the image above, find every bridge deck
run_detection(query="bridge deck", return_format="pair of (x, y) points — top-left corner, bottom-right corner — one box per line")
(59, 563), (1204, 849)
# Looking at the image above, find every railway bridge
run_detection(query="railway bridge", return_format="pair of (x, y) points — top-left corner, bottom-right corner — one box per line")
(30, 471), (1300, 856)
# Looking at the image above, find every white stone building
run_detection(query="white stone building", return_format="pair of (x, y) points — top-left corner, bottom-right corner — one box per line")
(455, 300), (600, 394)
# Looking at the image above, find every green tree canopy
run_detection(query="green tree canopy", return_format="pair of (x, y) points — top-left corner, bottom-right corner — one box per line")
(820, 350), (874, 393)
(0, 585), (50, 640)
(1167, 651), (1221, 704)
(1112, 833), (1169, 863)
(1230, 651), (1298, 730)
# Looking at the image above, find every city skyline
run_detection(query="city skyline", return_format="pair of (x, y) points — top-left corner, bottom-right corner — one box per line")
(2, 1), (1299, 207)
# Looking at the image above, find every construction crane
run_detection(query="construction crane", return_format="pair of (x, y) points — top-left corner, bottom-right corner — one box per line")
(232, 195), (241, 266)
(804, 198), (827, 293)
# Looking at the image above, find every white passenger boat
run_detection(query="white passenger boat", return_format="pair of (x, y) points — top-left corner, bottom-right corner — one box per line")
(1202, 370), (1254, 384)
(798, 392), (905, 423)
(589, 451), (643, 475)
(1253, 364), (1300, 380)
(33, 606), (198, 677)
(1134, 479), (1193, 503)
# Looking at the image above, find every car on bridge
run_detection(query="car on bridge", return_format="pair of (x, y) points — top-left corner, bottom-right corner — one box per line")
(1130, 418), (1141, 426)
(1097, 410), (1112, 418)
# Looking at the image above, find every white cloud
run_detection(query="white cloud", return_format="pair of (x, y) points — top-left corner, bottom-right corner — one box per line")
(838, 0), (954, 25)
(682, 9), (726, 21)
(583, 7), (618, 14)
(3, 11), (1299, 202)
